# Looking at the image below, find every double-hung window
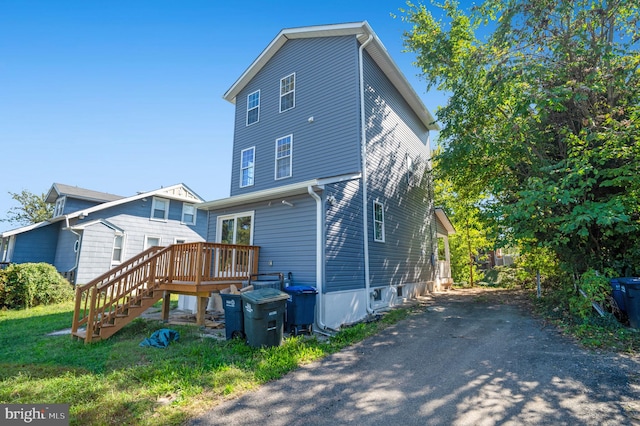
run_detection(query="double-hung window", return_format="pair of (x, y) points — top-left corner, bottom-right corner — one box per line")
(240, 147), (255, 187)
(246, 90), (260, 125)
(373, 201), (385, 242)
(275, 135), (292, 180)
(151, 197), (169, 221)
(280, 73), (295, 112)
(112, 234), (124, 263)
(181, 203), (196, 225)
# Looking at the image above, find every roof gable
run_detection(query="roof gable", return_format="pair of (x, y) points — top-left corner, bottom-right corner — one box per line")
(223, 21), (439, 131)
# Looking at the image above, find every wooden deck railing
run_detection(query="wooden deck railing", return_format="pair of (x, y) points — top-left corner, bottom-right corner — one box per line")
(71, 242), (260, 342)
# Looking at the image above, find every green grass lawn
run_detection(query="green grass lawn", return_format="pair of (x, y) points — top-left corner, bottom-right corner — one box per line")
(0, 300), (414, 425)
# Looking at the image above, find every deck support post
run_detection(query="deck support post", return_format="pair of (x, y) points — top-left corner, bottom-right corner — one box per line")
(196, 295), (208, 326)
(161, 291), (171, 322)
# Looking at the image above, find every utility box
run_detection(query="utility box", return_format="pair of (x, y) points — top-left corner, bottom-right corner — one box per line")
(220, 293), (244, 340)
(283, 285), (317, 335)
(241, 288), (289, 348)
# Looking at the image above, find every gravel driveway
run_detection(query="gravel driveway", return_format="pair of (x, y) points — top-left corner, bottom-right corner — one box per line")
(189, 287), (640, 425)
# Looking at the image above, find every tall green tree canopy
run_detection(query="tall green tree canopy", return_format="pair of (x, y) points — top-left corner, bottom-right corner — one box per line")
(403, 0), (640, 275)
(1, 190), (53, 226)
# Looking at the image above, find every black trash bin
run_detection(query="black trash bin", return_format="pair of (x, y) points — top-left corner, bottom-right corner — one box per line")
(619, 278), (640, 328)
(241, 288), (289, 348)
(283, 285), (317, 335)
(220, 292), (244, 340)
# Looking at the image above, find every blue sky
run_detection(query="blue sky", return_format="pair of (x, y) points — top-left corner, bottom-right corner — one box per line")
(0, 0), (466, 232)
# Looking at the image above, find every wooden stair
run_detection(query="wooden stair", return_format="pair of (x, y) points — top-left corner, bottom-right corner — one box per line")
(72, 290), (163, 342)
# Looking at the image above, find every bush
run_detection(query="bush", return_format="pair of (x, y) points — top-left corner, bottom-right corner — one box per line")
(0, 263), (74, 309)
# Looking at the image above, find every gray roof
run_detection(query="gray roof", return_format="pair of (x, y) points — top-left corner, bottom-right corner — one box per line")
(45, 183), (125, 204)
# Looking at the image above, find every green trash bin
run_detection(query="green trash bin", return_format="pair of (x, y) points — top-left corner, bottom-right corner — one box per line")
(241, 288), (289, 348)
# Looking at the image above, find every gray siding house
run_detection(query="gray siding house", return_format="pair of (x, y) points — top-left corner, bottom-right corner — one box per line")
(186, 22), (454, 330)
(0, 183), (207, 284)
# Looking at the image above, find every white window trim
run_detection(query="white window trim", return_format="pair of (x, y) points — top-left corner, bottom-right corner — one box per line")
(246, 90), (260, 126)
(216, 211), (255, 245)
(279, 72), (295, 113)
(373, 201), (385, 243)
(274, 134), (293, 180)
(145, 235), (162, 249)
(53, 197), (66, 217)
(151, 197), (169, 221)
(111, 233), (125, 265)
(181, 203), (196, 225)
(240, 146), (256, 188)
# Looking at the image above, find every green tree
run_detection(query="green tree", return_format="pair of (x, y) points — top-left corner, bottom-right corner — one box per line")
(402, 0), (640, 276)
(434, 159), (494, 286)
(1, 190), (53, 226)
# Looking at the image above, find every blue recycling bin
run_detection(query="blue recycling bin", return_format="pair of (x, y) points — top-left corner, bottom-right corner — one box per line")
(220, 293), (244, 340)
(618, 278), (640, 328)
(283, 285), (317, 335)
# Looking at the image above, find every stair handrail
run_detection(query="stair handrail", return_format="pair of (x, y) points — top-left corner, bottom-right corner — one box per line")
(71, 245), (170, 340)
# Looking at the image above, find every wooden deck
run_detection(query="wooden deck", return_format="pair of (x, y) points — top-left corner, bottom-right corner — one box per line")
(71, 242), (259, 343)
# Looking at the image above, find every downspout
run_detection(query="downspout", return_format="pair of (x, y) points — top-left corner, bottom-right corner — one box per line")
(359, 34), (374, 314)
(64, 216), (81, 273)
(308, 185), (327, 330)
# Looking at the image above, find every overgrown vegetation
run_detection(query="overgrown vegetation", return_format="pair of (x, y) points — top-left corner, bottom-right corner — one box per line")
(0, 263), (74, 309)
(402, 0), (640, 278)
(0, 301), (414, 425)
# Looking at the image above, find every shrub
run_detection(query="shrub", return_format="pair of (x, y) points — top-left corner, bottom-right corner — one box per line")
(0, 263), (74, 309)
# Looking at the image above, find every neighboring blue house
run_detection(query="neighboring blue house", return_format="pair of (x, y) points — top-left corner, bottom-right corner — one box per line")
(182, 22), (455, 330)
(0, 183), (207, 284)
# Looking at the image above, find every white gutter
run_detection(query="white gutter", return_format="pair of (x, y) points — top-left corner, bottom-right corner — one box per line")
(359, 34), (375, 315)
(308, 186), (327, 330)
(64, 215), (82, 273)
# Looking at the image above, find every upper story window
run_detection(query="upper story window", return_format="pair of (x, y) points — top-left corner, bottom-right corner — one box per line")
(275, 135), (292, 180)
(246, 90), (260, 125)
(53, 197), (66, 217)
(181, 203), (196, 225)
(151, 197), (169, 221)
(373, 201), (385, 243)
(280, 73), (295, 112)
(240, 147), (255, 187)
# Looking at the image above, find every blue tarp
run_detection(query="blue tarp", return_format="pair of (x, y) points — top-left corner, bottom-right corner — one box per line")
(139, 328), (180, 348)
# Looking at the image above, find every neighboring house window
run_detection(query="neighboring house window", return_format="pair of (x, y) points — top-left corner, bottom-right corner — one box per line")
(373, 201), (385, 242)
(275, 135), (292, 180)
(151, 197), (169, 221)
(112, 234), (124, 263)
(175, 238), (186, 244)
(145, 236), (161, 249)
(246, 90), (260, 125)
(181, 203), (196, 225)
(240, 147), (255, 187)
(53, 197), (65, 217)
(280, 73), (295, 112)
